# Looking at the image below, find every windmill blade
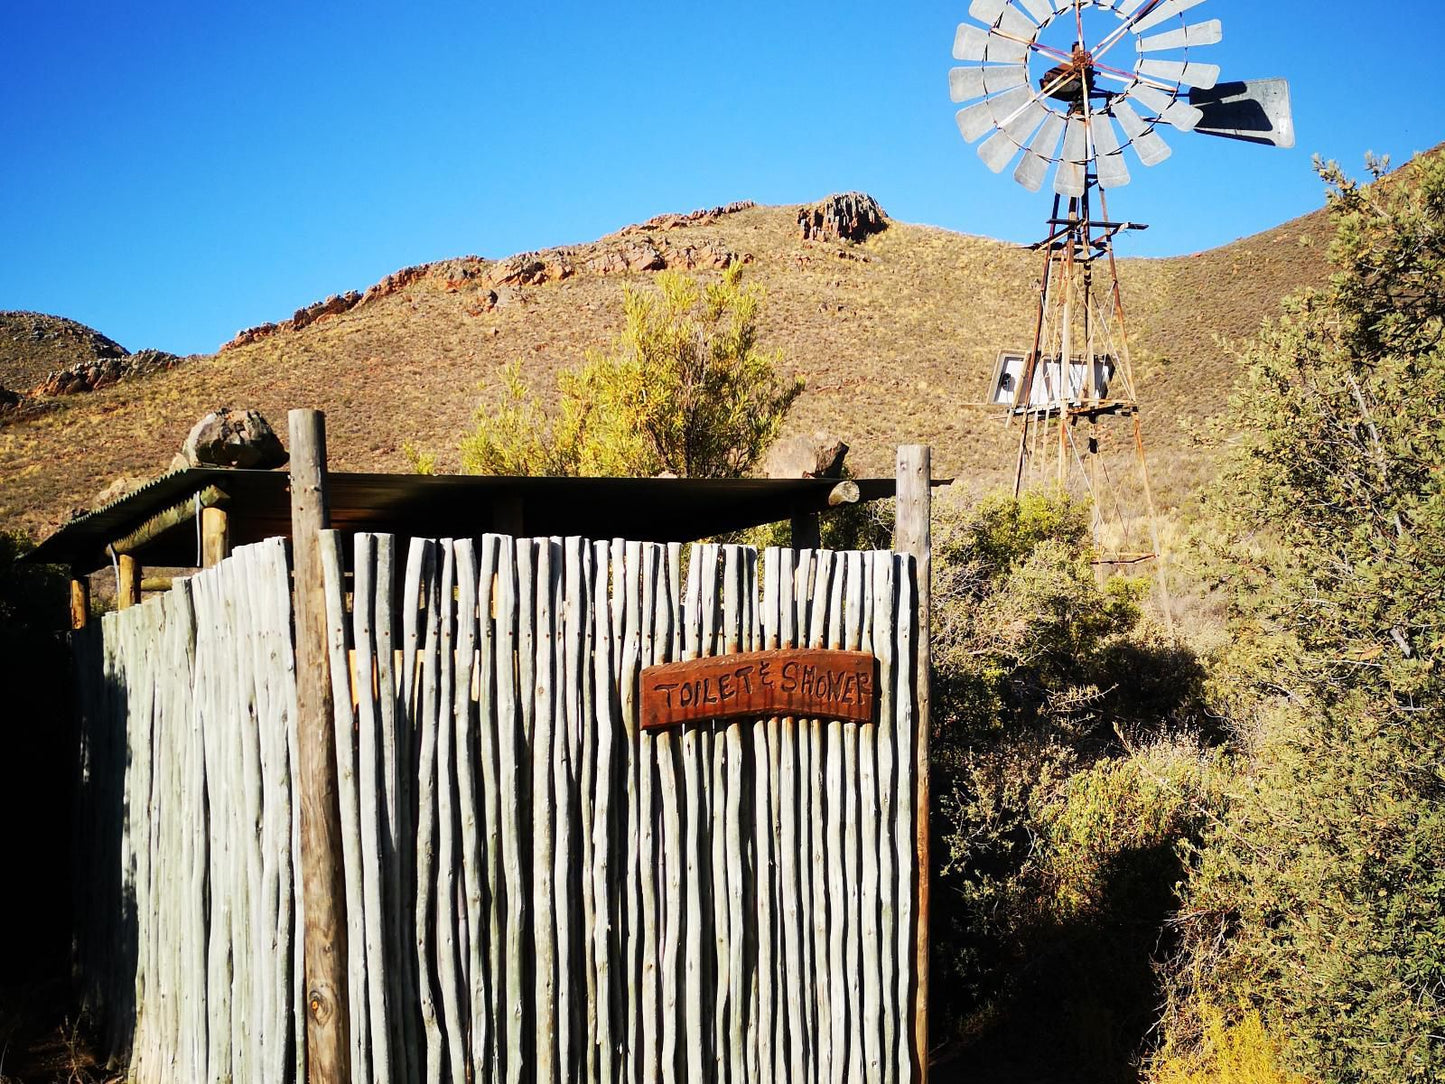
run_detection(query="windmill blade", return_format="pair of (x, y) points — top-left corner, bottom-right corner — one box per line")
(1114, 0), (1152, 16)
(1137, 19), (1222, 52)
(980, 97), (1049, 172)
(1014, 111), (1067, 191)
(968, 0), (1037, 38)
(953, 22), (1030, 63)
(1132, 0), (1209, 36)
(950, 64), (1029, 103)
(1089, 113), (1132, 189)
(1188, 79), (1295, 148)
(1016, 0), (1054, 23)
(955, 84), (1033, 142)
(953, 23), (990, 61)
(1127, 82), (1203, 130)
(1137, 58), (1220, 89)
(969, 0), (1011, 21)
(1055, 116), (1088, 197)
(1111, 97), (1173, 166)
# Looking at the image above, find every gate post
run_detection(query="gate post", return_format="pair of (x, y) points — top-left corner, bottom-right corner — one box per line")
(289, 409), (351, 1083)
(895, 445), (931, 1082)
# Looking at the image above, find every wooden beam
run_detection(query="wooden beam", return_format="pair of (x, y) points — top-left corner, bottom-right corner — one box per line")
(70, 574), (89, 630)
(289, 409), (351, 1084)
(117, 554), (141, 610)
(110, 485), (228, 557)
(201, 505), (230, 568)
(894, 445), (931, 1084)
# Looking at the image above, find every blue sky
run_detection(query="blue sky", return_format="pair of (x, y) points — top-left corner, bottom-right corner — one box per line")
(3, 1), (1442, 357)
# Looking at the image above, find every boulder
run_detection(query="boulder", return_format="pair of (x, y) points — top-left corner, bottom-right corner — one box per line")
(180, 408), (288, 469)
(798, 192), (888, 243)
(93, 475), (149, 508)
(0, 385), (19, 414)
(763, 434), (850, 479)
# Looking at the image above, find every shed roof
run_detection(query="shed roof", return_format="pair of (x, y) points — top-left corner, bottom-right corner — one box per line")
(30, 468), (907, 574)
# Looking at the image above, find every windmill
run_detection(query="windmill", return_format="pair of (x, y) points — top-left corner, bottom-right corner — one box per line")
(948, 0), (1293, 576)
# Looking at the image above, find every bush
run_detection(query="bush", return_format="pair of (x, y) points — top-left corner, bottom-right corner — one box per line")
(927, 487), (1209, 1078)
(1164, 153), (1445, 1082)
(1152, 1009), (1312, 1084)
(458, 264), (803, 478)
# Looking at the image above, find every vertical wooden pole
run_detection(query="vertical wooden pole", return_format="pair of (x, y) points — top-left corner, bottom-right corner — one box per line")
(202, 506), (230, 568)
(894, 445), (931, 1084)
(118, 554), (141, 610)
(791, 508), (821, 551)
(289, 409), (351, 1084)
(70, 574), (90, 629)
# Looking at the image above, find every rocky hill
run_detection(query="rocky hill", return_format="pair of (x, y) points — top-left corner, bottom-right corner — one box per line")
(0, 194), (1334, 540)
(0, 313), (129, 393)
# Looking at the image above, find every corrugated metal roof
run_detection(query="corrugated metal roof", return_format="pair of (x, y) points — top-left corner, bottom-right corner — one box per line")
(28, 468), (906, 574)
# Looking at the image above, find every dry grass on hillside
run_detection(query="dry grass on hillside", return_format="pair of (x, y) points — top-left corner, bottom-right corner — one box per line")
(0, 199), (1332, 541)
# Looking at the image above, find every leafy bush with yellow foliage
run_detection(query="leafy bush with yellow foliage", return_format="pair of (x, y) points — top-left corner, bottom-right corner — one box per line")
(1153, 1009), (1313, 1084)
(459, 264), (802, 478)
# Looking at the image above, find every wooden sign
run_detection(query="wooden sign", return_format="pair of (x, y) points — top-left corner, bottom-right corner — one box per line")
(640, 649), (877, 730)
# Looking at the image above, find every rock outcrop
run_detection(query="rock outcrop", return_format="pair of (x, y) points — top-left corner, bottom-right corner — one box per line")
(37, 348), (184, 396)
(0, 311), (130, 393)
(632, 200), (757, 233)
(220, 229), (752, 352)
(798, 193), (889, 243)
(179, 408), (288, 470)
(763, 434), (850, 479)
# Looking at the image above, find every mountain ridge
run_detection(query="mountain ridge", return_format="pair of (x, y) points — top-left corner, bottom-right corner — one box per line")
(0, 193), (1335, 541)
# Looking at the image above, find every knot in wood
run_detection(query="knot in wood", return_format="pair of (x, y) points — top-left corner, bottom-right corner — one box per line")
(308, 988), (336, 1025)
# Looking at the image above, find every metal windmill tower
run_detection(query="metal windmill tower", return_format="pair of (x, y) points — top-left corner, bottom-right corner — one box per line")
(948, 0), (1293, 571)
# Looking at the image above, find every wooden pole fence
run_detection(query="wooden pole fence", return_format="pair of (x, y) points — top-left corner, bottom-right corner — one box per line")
(289, 408), (351, 1084)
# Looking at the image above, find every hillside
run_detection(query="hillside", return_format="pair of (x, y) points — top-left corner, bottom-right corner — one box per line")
(0, 197), (1333, 541)
(0, 312), (128, 394)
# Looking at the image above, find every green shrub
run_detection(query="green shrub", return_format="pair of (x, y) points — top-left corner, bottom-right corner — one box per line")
(1165, 153), (1445, 1082)
(458, 264), (803, 479)
(928, 487), (1210, 1078)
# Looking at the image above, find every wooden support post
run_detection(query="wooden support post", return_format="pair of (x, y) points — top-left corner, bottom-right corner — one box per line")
(791, 508), (821, 551)
(201, 505), (230, 568)
(70, 574), (89, 630)
(894, 445), (931, 1083)
(289, 409), (351, 1083)
(117, 554), (141, 610)
(494, 494), (525, 536)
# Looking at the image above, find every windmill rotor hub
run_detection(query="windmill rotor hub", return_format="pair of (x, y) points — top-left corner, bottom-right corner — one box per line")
(1040, 51), (1095, 105)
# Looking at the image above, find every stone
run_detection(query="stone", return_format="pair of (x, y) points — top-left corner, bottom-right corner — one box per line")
(180, 408), (288, 469)
(93, 475), (149, 508)
(798, 192), (889, 243)
(763, 434), (850, 479)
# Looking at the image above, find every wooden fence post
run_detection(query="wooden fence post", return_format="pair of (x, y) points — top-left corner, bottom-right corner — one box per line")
(201, 506), (230, 568)
(894, 445), (931, 1083)
(790, 508), (822, 551)
(289, 409), (351, 1083)
(117, 554), (141, 609)
(70, 573), (90, 630)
